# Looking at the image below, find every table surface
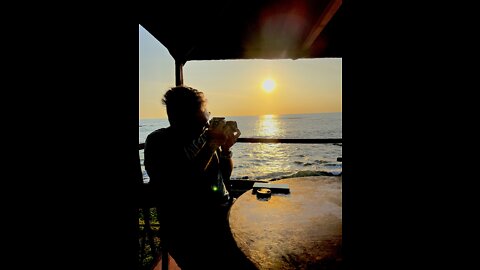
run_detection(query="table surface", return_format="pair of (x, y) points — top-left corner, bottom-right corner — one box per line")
(228, 176), (342, 269)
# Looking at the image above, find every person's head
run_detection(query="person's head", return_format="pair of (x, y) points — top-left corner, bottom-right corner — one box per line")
(162, 86), (210, 134)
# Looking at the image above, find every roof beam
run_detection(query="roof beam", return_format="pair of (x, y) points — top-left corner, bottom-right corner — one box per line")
(302, 0), (342, 50)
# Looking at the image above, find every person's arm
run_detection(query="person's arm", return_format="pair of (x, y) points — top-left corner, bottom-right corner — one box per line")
(219, 124), (241, 194)
(183, 125), (227, 172)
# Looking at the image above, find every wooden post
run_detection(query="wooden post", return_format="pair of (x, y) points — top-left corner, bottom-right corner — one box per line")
(158, 207), (169, 270)
(175, 61), (183, 86)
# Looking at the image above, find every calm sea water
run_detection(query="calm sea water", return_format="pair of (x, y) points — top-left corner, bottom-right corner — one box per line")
(139, 112), (342, 182)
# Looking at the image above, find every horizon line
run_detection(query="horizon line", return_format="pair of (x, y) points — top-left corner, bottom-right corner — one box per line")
(139, 111), (342, 120)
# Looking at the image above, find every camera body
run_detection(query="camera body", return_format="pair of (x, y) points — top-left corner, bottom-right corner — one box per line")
(209, 117), (239, 136)
(209, 117), (226, 129)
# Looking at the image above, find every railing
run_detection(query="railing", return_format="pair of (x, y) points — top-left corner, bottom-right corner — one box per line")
(138, 138), (342, 150)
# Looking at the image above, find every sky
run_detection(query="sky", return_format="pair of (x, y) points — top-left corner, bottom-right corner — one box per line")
(139, 25), (342, 120)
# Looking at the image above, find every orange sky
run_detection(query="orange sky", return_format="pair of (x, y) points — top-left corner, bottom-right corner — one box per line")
(139, 25), (342, 119)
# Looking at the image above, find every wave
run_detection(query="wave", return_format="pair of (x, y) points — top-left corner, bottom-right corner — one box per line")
(272, 170), (341, 180)
(231, 169), (341, 182)
(293, 159), (332, 166)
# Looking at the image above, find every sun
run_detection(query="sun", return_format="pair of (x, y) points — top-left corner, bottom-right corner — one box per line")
(262, 79), (276, 93)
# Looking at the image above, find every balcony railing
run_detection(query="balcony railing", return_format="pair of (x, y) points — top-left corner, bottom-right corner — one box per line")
(139, 138), (342, 150)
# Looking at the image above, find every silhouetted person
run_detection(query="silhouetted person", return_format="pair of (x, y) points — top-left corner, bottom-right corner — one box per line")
(144, 86), (255, 269)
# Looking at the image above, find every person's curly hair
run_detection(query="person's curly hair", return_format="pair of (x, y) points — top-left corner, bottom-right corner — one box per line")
(162, 86), (206, 125)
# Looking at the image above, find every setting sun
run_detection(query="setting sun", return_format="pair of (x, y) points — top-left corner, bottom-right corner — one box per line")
(262, 79), (276, 93)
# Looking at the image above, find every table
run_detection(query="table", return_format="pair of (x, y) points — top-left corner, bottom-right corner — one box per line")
(228, 176), (342, 269)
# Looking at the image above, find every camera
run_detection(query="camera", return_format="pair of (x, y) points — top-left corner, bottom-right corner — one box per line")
(225, 120), (238, 135)
(209, 117), (239, 136)
(209, 117), (226, 129)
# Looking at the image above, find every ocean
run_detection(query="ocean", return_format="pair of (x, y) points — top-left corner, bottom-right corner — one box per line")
(139, 112), (342, 182)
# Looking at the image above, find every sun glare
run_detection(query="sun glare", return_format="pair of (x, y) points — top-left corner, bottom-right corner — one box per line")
(262, 79), (276, 93)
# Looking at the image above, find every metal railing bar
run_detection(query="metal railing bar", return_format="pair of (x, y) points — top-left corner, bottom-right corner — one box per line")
(139, 138), (342, 150)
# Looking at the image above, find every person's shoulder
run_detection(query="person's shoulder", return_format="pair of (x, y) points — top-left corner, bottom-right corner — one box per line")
(146, 127), (171, 142)
(149, 127), (170, 136)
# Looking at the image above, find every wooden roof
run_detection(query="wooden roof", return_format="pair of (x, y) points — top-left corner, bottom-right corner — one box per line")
(139, 0), (343, 63)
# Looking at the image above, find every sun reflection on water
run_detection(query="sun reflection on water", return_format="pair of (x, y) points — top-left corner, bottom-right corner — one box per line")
(248, 115), (289, 178)
(256, 114), (282, 137)
(251, 143), (289, 177)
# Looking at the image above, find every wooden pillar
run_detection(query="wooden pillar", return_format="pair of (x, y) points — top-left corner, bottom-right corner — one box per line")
(175, 61), (183, 86)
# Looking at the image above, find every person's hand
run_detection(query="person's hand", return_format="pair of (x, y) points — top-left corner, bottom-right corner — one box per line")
(222, 121), (241, 151)
(206, 120), (228, 148)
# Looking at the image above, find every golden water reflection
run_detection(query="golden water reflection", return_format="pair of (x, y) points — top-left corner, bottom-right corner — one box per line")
(250, 115), (287, 178)
(252, 143), (286, 175)
(248, 136), (290, 178)
(256, 114), (281, 137)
